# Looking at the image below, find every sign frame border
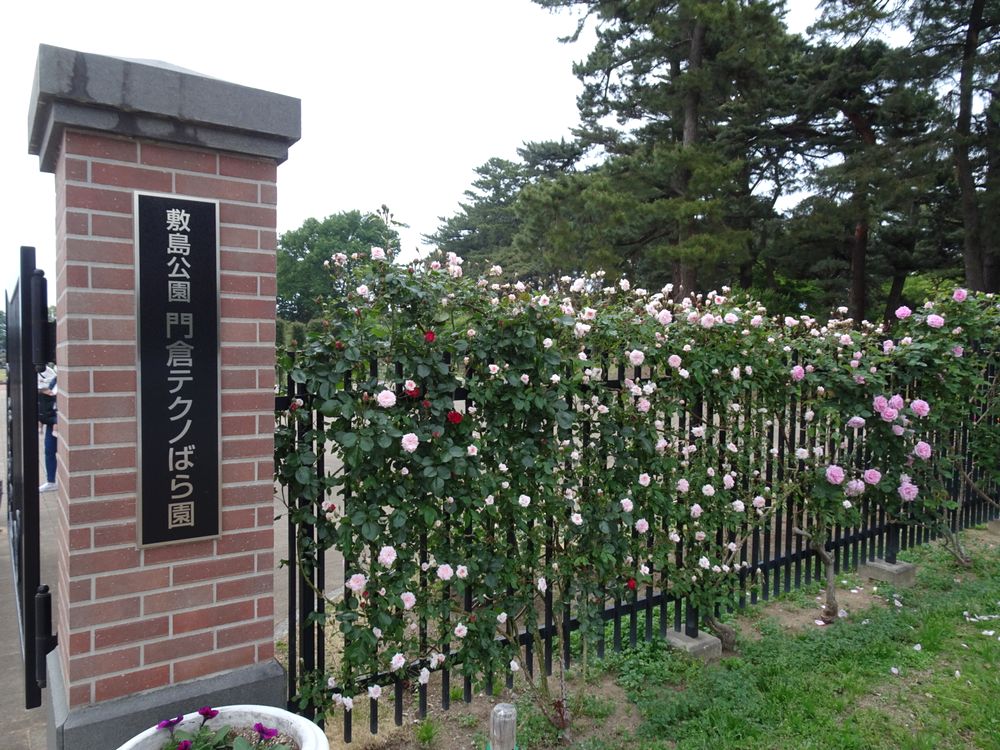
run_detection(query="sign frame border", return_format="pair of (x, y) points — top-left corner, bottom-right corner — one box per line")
(133, 190), (223, 549)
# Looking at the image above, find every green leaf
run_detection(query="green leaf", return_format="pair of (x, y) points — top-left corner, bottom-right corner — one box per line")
(361, 521), (380, 541)
(336, 432), (358, 448)
(233, 737), (254, 750)
(294, 466), (314, 485)
(417, 363), (431, 378)
(319, 399), (338, 417)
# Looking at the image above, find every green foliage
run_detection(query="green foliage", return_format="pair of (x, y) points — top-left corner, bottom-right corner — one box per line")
(276, 208), (401, 322)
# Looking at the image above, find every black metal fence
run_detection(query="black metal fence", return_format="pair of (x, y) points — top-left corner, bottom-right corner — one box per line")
(4, 246), (57, 710)
(276, 354), (999, 739)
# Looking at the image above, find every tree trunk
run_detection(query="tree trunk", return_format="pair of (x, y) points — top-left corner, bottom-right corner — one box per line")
(884, 272), (906, 328)
(814, 539), (838, 623)
(955, 0), (987, 290)
(673, 16), (706, 298)
(705, 613), (737, 652)
(850, 215), (868, 324)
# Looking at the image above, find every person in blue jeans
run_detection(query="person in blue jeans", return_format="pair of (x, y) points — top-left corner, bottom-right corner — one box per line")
(37, 366), (57, 492)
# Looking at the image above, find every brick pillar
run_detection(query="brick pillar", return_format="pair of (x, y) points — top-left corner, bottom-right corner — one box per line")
(29, 45), (299, 749)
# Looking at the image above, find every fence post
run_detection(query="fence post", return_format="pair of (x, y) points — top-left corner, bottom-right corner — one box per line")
(489, 703), (517, 750)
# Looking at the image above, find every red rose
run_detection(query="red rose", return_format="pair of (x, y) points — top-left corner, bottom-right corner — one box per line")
(424, 331), (436, 343)
(446, 411), (463, 424)
(626, 577), (637, 591)
(421, 399), (431, 409)
(405, 388), (421, 398)
(335, 341), (345, 350)
(432, 430), (442, 439)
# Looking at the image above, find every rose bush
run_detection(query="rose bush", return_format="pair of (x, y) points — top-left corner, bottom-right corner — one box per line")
(275, 252), (1000, 724)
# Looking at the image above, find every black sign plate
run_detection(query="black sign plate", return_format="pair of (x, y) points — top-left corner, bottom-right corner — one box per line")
(135, 193), (220, 547)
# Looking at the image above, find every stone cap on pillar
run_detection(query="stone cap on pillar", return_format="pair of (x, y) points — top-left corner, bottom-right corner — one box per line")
(28, 43), (301, 173)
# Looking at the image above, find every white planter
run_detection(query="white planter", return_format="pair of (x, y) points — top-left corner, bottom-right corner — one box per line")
(116, 704), (329, 750)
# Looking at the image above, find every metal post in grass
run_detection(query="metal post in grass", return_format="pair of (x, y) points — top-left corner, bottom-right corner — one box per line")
(489, 703), (517, 750)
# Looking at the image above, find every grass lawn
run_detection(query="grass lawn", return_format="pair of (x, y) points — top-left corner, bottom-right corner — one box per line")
(323, 528), (1000, 749)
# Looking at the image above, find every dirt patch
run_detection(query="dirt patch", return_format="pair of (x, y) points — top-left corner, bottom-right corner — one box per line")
(735, 583), (885, 639)
(321, 671), (640, 750)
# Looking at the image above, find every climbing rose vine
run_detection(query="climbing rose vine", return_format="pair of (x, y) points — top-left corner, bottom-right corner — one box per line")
(275, 252), (1000, 715)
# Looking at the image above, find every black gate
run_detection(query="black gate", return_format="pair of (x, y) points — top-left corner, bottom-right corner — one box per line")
(4, 246), (56, 710)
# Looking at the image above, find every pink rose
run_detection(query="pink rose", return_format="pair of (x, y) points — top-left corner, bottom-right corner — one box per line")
(638, 473), (651, 487)
(376, 390), (397, 408)
(401, 433), (420, 453)
(847, 416), (866, 429)
(825, 465), (845, 485)
(953, 288), (968, 302)
(635, 518), (649, 534)
(690, 503), (703, 519)
(401, 592), (416, 610)
(790, 365), (805, 382)
(895, 306), (912, 319)
(437, 564), (454, 581)
(628, 349), (645, 366)
(873, 395), (888, 413)
(898, 483), (919, 502)
(377, 545), (397, 567)
(914, 441), (932, 460)
(668, 354), (682, 369)
(888, 394), (904, 411)
(926, 314), (945, 328)
(863, 469), (882, 485)
(910, 399), (930, 418)
(676, 478), (690, 493)
(880, 407), (898, 422)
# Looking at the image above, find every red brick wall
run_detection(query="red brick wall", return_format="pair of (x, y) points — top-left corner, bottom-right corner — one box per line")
(54, 130), (277, 708)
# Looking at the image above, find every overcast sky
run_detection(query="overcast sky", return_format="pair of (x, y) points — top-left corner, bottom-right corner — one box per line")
(1, 0), (817, 297)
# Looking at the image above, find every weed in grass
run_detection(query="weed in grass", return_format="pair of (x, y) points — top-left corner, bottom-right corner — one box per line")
(457, 713), (478, 729)
(514, 694), (561, 749)
(570, 692), (615, 720)
(449, 686), (464, 703)
(414, 718), (439, 746)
